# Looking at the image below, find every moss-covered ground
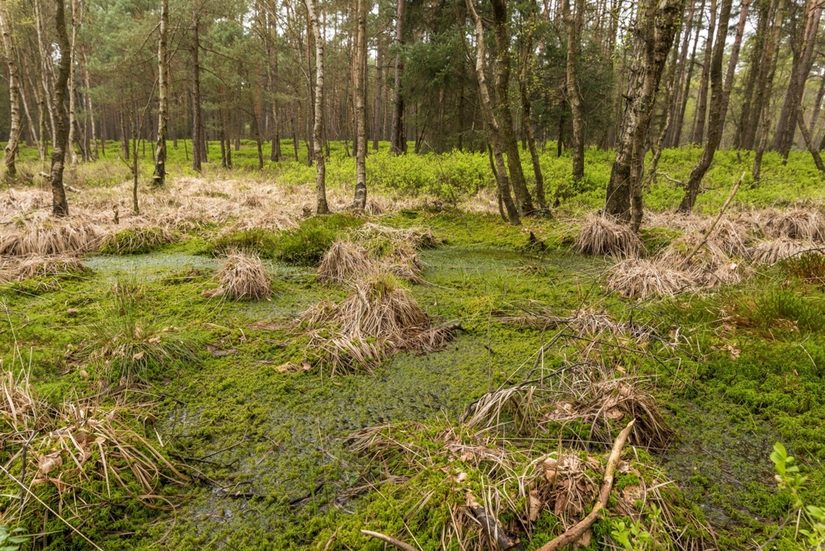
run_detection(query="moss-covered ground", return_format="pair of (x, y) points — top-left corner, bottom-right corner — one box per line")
(3, 144), (825, 549)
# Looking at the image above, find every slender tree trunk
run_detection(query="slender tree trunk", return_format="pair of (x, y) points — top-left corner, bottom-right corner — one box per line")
(735, 0), (767, 148)
(306, 0), (329, 213)
(68, 0), (79, 165)
(191, 6), (204, 172)
(373, 26), (384, 151)
(690, 0), (716, 144)
(665, 0), (699, 147)
(34, 0), (56, 146)
(0, 7), (21, 180)
(466, 0), (520, 224)
(50, 0), (71, 217)
(82, 53), (97, 159)
(390, 0), (406, 154)
(797, 109), (825, 173)
(679, 0), (747, 213)
(604, 0), (685, 229)
(745, 0), (784, 152)
(773, 0), (822, 158)
(564, 0), (585, 181)
(807, 71), (825, 140)
(352, 0), (368, 210)
(152, 0), (169, 186)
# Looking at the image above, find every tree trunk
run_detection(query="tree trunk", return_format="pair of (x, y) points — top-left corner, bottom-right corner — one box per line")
(50, 0), (71, 217)
(773, 0), (821, 158)
(68, 0), (79, 165)
(390, 0), (406, 155)
(490, 0), (534, 215)
(564, 0), (585, 181)
(797, 109), (825, 173)
(679, 0), (747, 213)
(690, 0), (716, 144)
(191, 6), (204, 172)
(82, 53), (97, 159)
(352, 0), (368, 210)
(745, 0), (784, 153)
(306, 0), (329, 213)
(665, 0), (700, 147)
(466, 0), (520, 224)
(604, 0), (685, 229)
(152, 0), (169, 186)
(0, 7), (22, 180)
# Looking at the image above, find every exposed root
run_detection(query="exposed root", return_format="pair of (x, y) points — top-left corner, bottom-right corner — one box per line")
(575, 214), (644, 258)
(206, 250), (272, 300)
(606, 259), (696, 299)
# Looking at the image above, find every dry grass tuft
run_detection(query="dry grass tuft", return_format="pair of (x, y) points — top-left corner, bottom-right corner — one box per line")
(0, 368), (187, 531)
(301, 273), (454, 373)
(353, 222), (440, 250)
(761, 206), (825, 242)
(575, 214), (643, 257)
(496, 304), (656, 340)
(317, 240), (376, 284)
(0, 217), (104, 256)
(606, 258), (696, 299)
(98, 225), (176, 254)
(750, 238), (821, 265)
(206, 251), (272, 300)
(0, 255), (90, 283)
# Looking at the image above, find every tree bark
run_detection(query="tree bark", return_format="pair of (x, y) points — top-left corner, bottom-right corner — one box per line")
(679, 0), (748, 213)
(604, 0), (685, 229)
(773, 0), (822, 158)
(797, 109), (825, 173)
(390, 0), (406, 155)
(67, 0), (80, 165)
(352, 0), (368, 210)
(50, 0), (71, 217)
(747, 0), (784, 155)
(0, 6), (22, 180)
(152, 0), (169, 186)
(690, 0), (716, 144)
(306, 0), (329, 213)
(490, 0), (534, 215)
(191, 5), (204, 172)
(466, 0), (520, 225)
(564, 0), (585, 182)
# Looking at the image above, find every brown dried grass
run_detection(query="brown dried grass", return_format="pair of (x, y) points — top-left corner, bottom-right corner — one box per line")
(301, 273), (454, 373)
(0, 368), (187, 529)
(317, 240), (376, 284)
(0, 217), (104, 256)
(0, 255), (89, 283)
(761, 206), (825, 241)
(750, 238), (821, 265)
(206, 250), (272, 300)
(606, 259), (696, 299)
(575, 214), (643, 258)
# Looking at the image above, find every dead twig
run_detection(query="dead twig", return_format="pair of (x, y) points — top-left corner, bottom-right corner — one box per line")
(360, 529), (419, 551)
(537, 419), (635, 551)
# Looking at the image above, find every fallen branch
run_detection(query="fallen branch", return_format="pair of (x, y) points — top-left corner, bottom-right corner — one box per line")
(537, 419), (636, 551)
(681, 172), (743, 268)
(361, 529), (419, 551)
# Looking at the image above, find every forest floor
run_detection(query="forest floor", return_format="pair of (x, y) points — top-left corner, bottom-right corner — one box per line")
(1, 143), (824, 550)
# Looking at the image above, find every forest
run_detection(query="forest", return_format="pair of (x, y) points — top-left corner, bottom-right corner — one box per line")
(1, 0), (825, 548)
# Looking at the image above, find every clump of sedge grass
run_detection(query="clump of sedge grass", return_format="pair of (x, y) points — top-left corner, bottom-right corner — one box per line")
(317, 241), (376, 284)
(575, 214), (643, 257)
(0, 368), (187, 538)
(750, 238), (821, 265)
(99, 225), (176, 255)
(0, 217), (103, 256)
(84, 281), (198, 386)
(0, 255), (90, 283)
(300, 273), (454, 373)
(205, 250), (271, 300)
(761, 206), (825, 242)
(605, 258), (696, 299)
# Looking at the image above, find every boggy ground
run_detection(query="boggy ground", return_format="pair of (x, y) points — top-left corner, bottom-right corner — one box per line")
(2, 146), (825, 550)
